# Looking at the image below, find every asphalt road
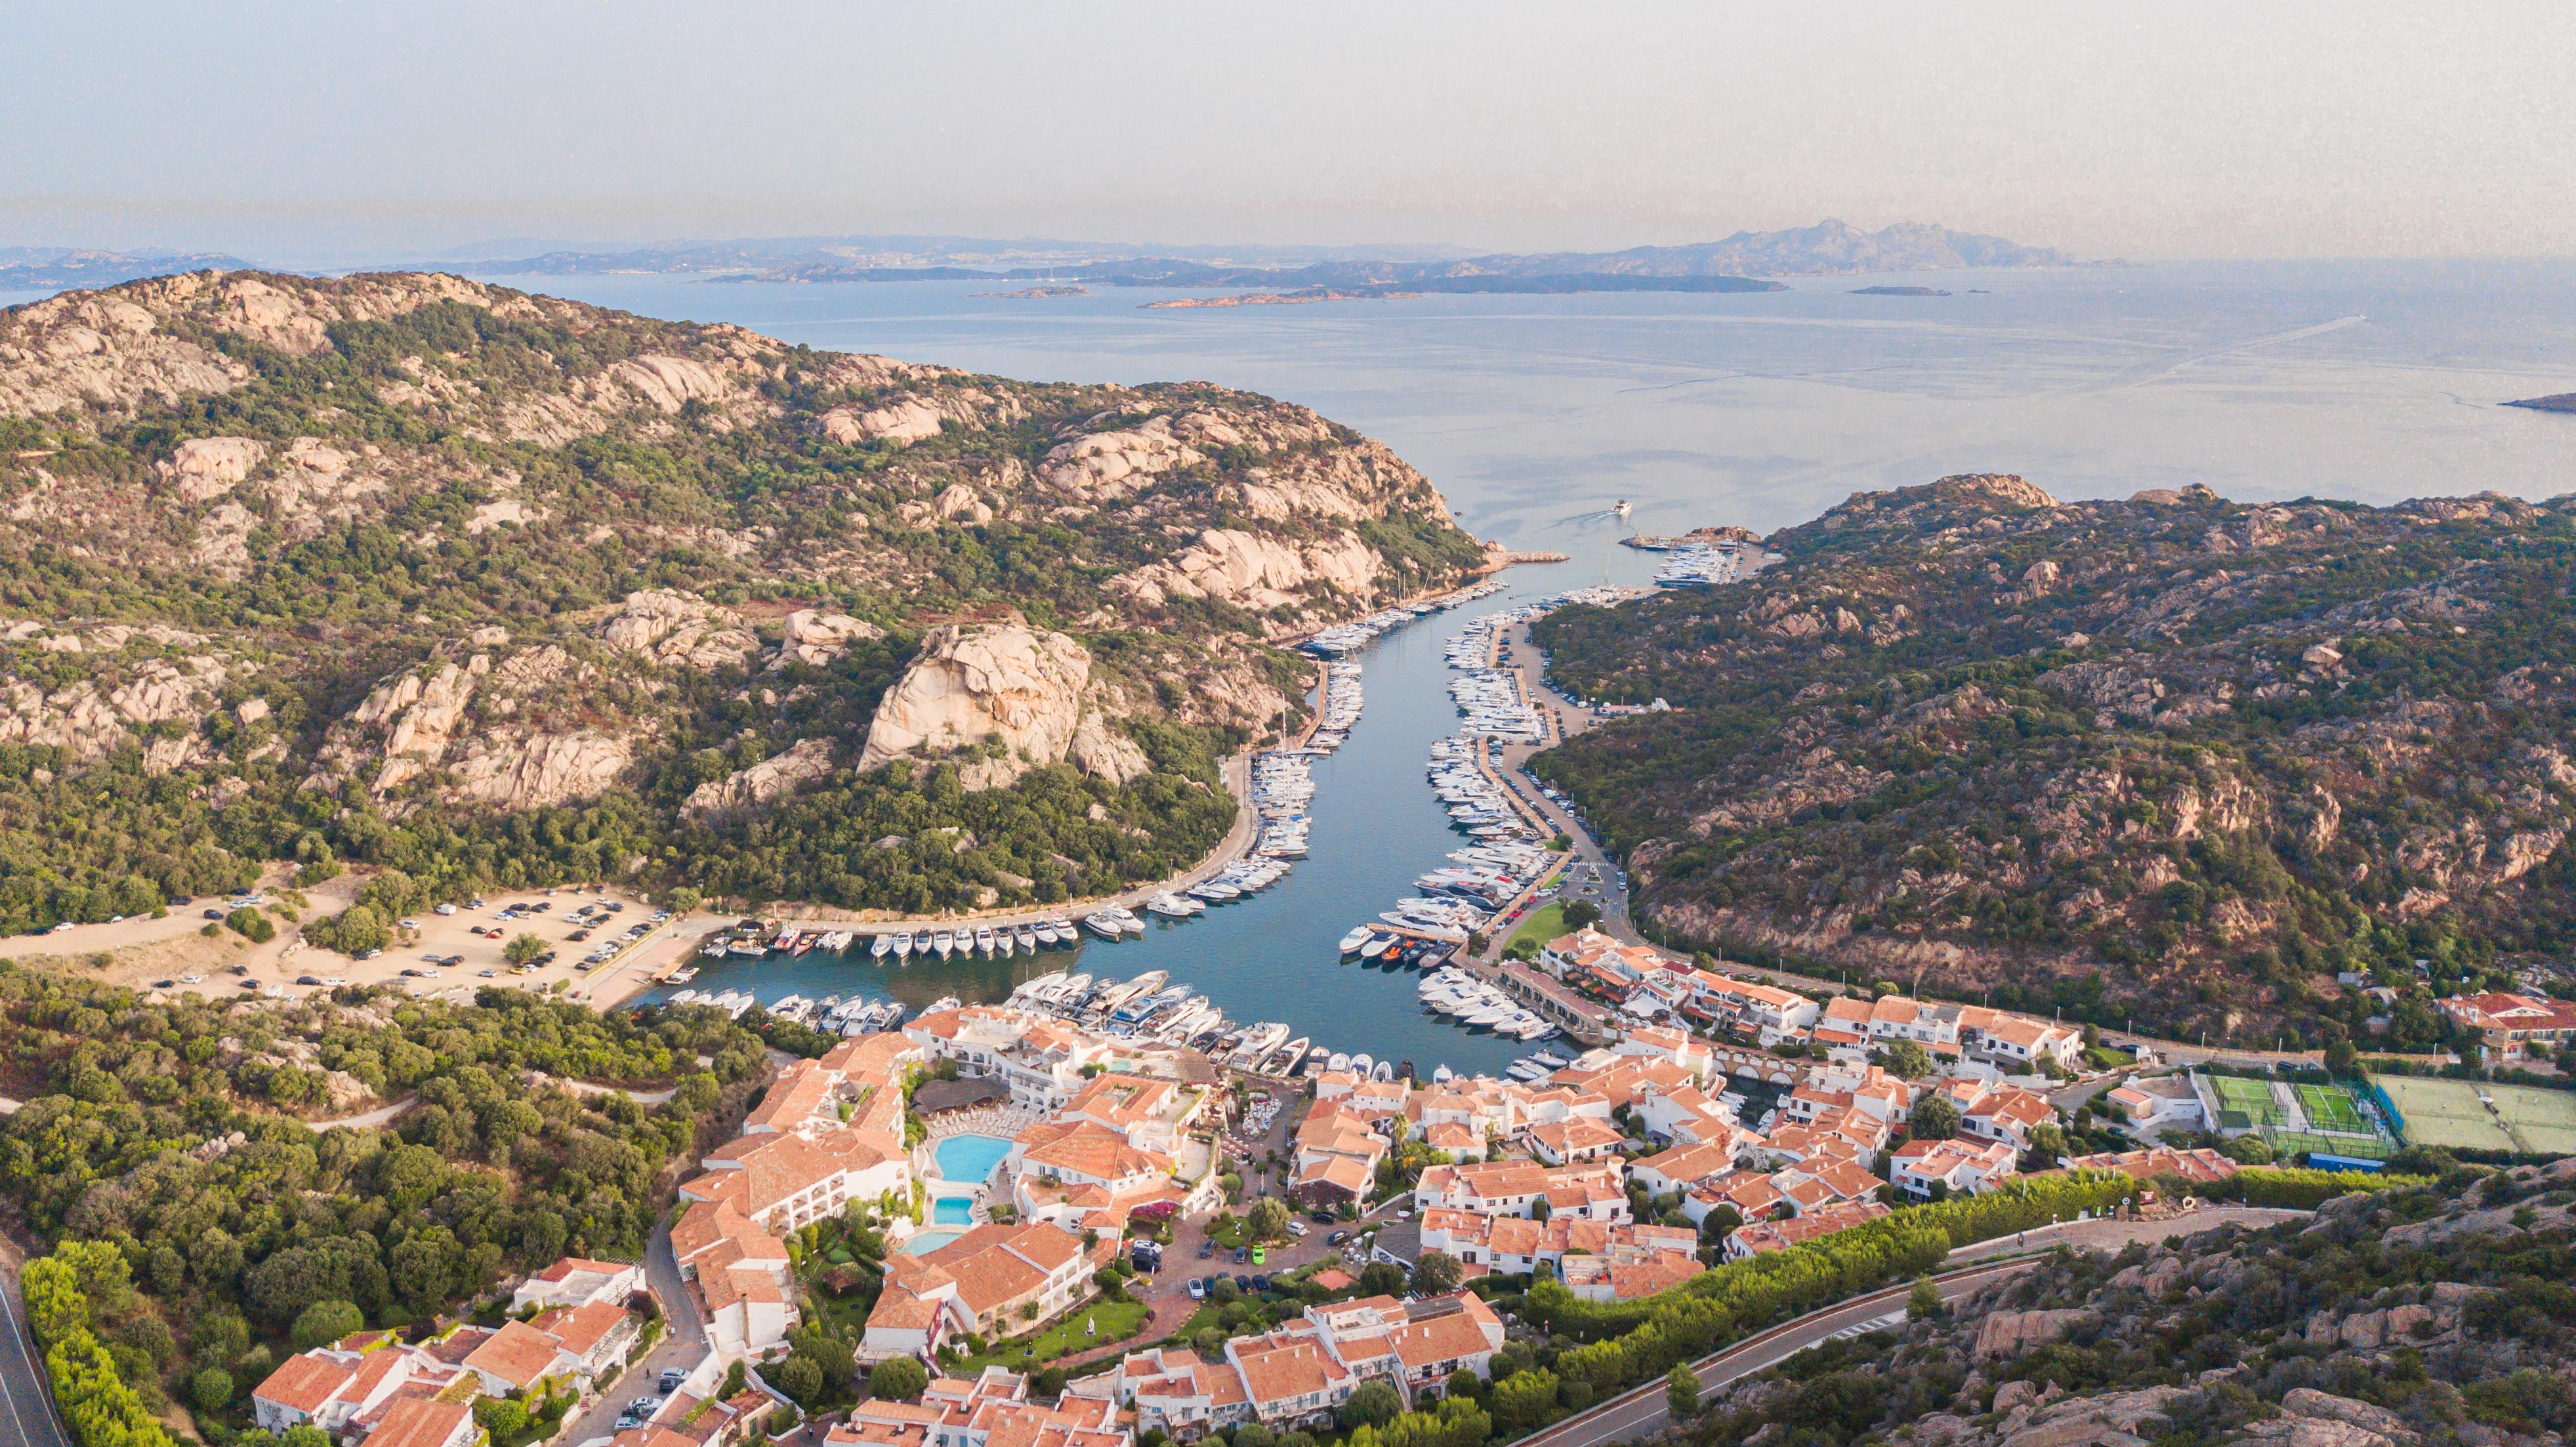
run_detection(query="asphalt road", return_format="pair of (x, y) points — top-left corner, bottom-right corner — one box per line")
(558, 1222), (709, 1447)
(0, 1260), (73, 1447)
(1516, 1207), (2305, 1447)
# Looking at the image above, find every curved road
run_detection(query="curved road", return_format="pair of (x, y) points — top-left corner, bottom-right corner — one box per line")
(1516, 1207), (2304, 1447)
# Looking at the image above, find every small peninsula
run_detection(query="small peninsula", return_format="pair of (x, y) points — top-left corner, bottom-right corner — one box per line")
(2504, 392), (2576, 412)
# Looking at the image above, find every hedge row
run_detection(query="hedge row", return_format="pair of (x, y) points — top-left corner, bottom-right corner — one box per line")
(20, 1246), (177, 1447)
(2202, 1166), (2436, 1209)
(1514, 1171), (2144, 1407)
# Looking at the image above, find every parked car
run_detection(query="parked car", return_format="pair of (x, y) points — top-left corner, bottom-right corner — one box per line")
(434, 904), (457, 916)
(1308, 1211), (1335, 1225)
(1250, 1246), (1266, 1265)
(1251, 1274), (1271, 1292)
(1197, 1240), (1215, 1259)
(1284, 1221), (1307, 1238)
(296, 975), (322, 986)
(1327, 1230), (1350, 1246)
(203, 908), (226, 920)
(1233, 1246), (1247, 1264)
(1187, 1278), (1207, 1300)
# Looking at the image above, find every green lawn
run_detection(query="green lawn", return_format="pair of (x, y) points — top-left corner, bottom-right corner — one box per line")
(1503, 903), (1568, 957)
(957, 1298), (1152, 1372)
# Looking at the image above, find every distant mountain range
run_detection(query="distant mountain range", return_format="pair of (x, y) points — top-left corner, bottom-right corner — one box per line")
(455, 220), (2082, 292)
(0, 246), (259, 291)
(0, 222), (2090, 301)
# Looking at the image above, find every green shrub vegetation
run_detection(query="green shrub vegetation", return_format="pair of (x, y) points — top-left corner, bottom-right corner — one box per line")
(0, 274), (1485, 938)
(0, 965), (793, 1421)
(1531, 480), (2576, 1044)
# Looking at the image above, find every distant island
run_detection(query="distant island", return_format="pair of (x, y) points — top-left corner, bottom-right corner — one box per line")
(1144, 287), (1419, 309)
(1850, 284), (1951, 296)
(0, 245), (255, 290)
(970, 284), (1089, 299)
(2, 221), (2092, 302)
(2504, 392), (2576, 412)
(424, 219), (2083, 291)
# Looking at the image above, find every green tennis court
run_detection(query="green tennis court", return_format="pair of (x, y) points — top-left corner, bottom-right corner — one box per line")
(2211, 1075), (2289, 1128)
(2295, 1082), (2373, 1134)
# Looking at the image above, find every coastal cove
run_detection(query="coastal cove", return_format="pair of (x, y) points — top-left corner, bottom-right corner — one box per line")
(633, 551), (1663, 1078)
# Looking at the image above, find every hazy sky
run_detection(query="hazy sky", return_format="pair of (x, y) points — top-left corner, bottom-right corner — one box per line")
(7, 1), (2573, 263)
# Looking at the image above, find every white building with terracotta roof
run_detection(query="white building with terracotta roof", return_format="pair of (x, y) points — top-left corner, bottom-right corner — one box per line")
(837, 1367), (1129, 1447)
(363, 1398), (479, 1447)
(253, 1337), (452, 1435)
(1224, 1324), (1356, 1429)
(904, 1007), (1117, 1110)
(863, 1222), (1104, 1354)
(1523, 1115), (1624, 1165)
(670, 1198), (799, 1355)
(1099, 1347), (1256, 1440)
(510, 1256), (645, 1313)
(1959, 1085), (2058, 1152)
(1556, 1226), (1703, 1301)
(1722, 1198), (1892, 1261)
(1890, 1136), (2019, 1199)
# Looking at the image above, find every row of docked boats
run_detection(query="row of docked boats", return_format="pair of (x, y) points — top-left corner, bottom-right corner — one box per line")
(1418, 966), (1561, 1042)
(1308, 661), (1363, 753)
(1005, 969), (1322, 1076)
(699, 921), (859, 961)
(1652, 542), (1747, 589)
(1298, 579), (1506, 659)
(865, 917), (1083, 961)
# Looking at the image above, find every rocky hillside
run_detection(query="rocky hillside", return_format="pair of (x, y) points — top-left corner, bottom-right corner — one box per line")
(0, 270), (1487, 931)
(1673, 1165), (2575, 1447)
(1532, 475), (2576, 1045)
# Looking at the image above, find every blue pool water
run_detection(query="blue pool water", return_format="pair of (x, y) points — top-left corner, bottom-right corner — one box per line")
(898, 1230), (963, 1256)
(932, 1196), (975, 1225)
(932, 1134), (1013, 1184)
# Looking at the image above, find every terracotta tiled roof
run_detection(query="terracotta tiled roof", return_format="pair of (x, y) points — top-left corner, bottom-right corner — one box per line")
(253, 1353), (356, 1415)
(365, 1398), (471, 1447)
(463, 1320), (567, 1389)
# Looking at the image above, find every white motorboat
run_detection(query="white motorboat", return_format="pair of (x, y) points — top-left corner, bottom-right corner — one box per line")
(891, 932), (915, 961)
(1327, 1051), (1352, 1074)
(1014, 925), (1039, 953)
(1350, 1052), (1374, 1075)
(930, 930), (955, 959)
(994, 928), (1014, 957)
(1337, 926), (1373, 955)
(871, 933), (894, 960)
(1087, 913), (1125, 940)
(974, 927), (997, 955)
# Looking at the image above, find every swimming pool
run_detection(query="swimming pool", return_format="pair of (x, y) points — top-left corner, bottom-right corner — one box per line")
(898, 1230), (963, 1255)
(932, 1133), (1012, 1184)
(932, 1196), (974, 1225)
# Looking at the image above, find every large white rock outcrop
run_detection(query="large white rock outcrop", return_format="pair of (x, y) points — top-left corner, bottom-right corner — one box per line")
(684, 737), (838, 818)
(158, 437), (266, 500)
(820, 396), (944, 446)
(858, 624), (1092, 789)
(596, 590), (759, 670)
(770, 609), (886, 670)
(449, 730), (633, 810)
(1039, 421), (1202, 499)
(1109, 527), (1382, 612)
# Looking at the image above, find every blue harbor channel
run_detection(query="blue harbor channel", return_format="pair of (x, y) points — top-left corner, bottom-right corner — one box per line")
(634, 549), (1663, 1078)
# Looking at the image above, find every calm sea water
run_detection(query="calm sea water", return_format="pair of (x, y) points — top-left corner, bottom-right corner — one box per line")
(14, 260), (2575, 1070)
(474, 259), (2576, 545)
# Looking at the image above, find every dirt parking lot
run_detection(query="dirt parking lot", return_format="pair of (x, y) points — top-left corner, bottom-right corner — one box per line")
(7, 870), (720, 1012)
